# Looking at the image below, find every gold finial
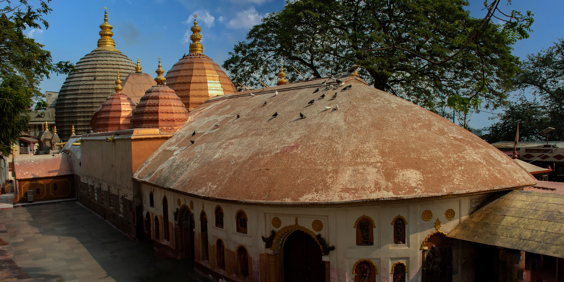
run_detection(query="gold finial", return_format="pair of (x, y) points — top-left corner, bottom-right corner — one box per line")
(189, 14), (203, 54)
(45, 121), (49, 131)
(54, 126), (57, 134)
(136, 58), (142, 73)
(95, 7), (119, 52)
(155, 57), (166, 85)
(71, 125), (75, 136)
(277, 60), (287, 85)
(115, 71), (123, 93)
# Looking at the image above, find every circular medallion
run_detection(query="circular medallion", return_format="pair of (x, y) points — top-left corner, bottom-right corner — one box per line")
(272, 217), (281, 228)
(422, 210), (433, 221)
(190, 201), (194, 210)
(177, 199), (181, 206)
(312, 220), (323, 232)
(445, 209), (455, 221)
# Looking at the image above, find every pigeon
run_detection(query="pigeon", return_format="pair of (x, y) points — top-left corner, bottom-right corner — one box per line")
(308, 99), (315, 105)
(274, 91), (278, 96)
(250, 93), (255, 97)
(313, 88), (319, 93)
(332, 92), (338, 99)
(263, 101), (267, 106)
(336, 78), (342, 85)
(191, 131), (196, 136)
(215, 124), (220, 127)
(343, 84), (352, 90)
(236, 114), (240, 119)
(324, 106), (332, 110)
(272, 112), (278, 118)
(190, 140), (195, 144)
(320, 94), (325, 99)
(300, 112), (306, 119)
(333, 105), (339, 111)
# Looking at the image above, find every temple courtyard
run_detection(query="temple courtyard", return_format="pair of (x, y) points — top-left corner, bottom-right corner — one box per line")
(0, 201), (211, 281)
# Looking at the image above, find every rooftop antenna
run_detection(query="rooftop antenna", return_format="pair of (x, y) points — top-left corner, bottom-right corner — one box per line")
(512, 122), (519, 159)
(258, 80), (268, 88)
(291, 65), (305, 80)
(541, 127), (555, 146)
(238, 83), (252, 91)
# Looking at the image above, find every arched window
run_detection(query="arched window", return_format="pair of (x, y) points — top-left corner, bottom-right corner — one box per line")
(154, 216), (160, 240)
(215, 206), (224, 228)
(162, 197), (169, 241)
(236, 210), (248, 234)
(392, 262), (407, 282)
(149, 192), (154, 207)
(216, 239), (225, 270)
(237, 246), (249, 278)
(200, 212), (209, 261)
(36, 188), (40, 195)
(355, 216), (374, 246)
(393, 217), (406, 244)
(353, 260), (377, 282)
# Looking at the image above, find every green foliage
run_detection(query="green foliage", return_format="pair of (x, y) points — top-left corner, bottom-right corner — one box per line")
(223, 0), (533, 118)
(0, 0), (74, 155)
(33, 99), (47, 111)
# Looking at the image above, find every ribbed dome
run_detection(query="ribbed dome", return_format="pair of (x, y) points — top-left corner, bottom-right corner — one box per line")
(130, 59), (189, 133)
(90, 74), (136, 133)
(55, 9), (135, 140)
(165, 16), (236, 112)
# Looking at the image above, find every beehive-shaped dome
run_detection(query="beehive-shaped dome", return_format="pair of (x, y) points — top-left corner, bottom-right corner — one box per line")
(55, 8), (135, 140)
(121, 59), (157, 104)
(165, 15), (236, 112)
(130, 59), (189, 133)
(91, 71), (136, 133)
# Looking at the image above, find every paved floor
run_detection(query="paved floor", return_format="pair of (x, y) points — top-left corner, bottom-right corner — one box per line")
(0, 201), (211, 281)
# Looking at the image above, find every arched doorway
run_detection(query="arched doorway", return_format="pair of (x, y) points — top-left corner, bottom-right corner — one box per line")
(177, 206), (195, 259)
(283, 230), (325, 281)
(422, 232), (452, 282)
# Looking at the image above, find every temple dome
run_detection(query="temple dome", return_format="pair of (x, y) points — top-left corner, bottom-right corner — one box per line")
(165, 15), (236, 112)
(121, 59), (157, 104)
(55, 8), (135, 140)
(91, 71), (136, 133)
(129, 59), (189, 133)
(134, 76), (536, 204)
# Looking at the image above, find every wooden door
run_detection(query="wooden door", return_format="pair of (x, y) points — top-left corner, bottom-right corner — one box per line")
(283, 230), (325, 282)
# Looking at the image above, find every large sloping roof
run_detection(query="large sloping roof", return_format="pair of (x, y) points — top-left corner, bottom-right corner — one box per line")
(14, 154), (74, 180)
(133, 77), (536, 204)
(449, 190), (564, 258)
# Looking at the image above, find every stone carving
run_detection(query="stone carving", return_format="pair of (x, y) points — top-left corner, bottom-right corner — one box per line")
(312, 220), (323, 232)
(262, 230), (276, 248)
(422, 210), (433, 221)
(315, 233), (335, 255)
(434, 218), (442, 230)
(445, 209), (455, 221)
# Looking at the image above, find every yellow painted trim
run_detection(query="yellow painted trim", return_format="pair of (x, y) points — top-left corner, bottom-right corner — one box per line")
(353, 214), (376, 228)
(352, 259), (378, 274)
(235, 209), (247, 220)
(49, 179), (72, 198)
(390, 261), (408, 274)
(390, 214), (408, 225)
(420, 230), (448, 250)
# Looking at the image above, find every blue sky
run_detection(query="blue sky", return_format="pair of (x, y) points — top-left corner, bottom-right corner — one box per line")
(28, 0), (564, 130)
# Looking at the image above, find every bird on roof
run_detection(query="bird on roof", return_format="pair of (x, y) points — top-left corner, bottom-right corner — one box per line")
(336, 78), (342, 85)
(324, 106), (332, 110)
(331, 93), (338, 99)
(313, 88), (319, 93)
(274, 91), (278, 96)
(320, 94), (325, 99)
(300, 112), (306, 119)
(333, 105), (339, 111)
(308, 99), (315, 105)
(263, 101), (267, 106)
(190, 140), (195, 144)
(272, 112), (278, 118)
(343, 84), (352, 90)
(326, 84), (333, 90)
(250, 93), (255, 97)
(236, 114), (240, 119)
(191, 131), (196, 136)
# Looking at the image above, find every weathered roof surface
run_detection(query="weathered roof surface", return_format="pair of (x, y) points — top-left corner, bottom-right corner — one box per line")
(492, 141), (564, 149)
(14, 154), (74, 180)
(525, 181), (564, 194)
(133, 77), (536, 204)
(449, 190), (564, 258)
(513, 159), (552, 175)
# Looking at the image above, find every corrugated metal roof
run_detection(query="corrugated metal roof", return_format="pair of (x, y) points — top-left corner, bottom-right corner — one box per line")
(449, 190), (564, 258)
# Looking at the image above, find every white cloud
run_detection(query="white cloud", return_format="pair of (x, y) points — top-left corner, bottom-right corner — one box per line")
(218, 16), (225, 23)
(182, 10), (216, 44)
(26, 28), (43, 39)
(226, 6), (267, 29)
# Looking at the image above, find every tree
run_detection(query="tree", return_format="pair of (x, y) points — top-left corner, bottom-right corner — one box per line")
(223, 0), (533, 117)
(0, 0), (73, 155)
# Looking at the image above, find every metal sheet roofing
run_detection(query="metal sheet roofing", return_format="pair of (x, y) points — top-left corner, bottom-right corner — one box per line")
(449, 190), (564, 258)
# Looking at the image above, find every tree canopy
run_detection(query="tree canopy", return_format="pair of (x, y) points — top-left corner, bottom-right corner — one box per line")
(223, 0), (533, 120)
(0, 0), (73, 155)
(483, 39), (564, 143)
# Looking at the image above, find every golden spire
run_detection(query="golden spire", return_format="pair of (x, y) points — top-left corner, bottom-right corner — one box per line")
(71, 125), (75, 136)
(277, 60), (287, 85)
(115, 71), (123, 93)
(189, 14), (203, 54)
(54, 126), (57, 134)
(155, 57), (166, 85)
(45, 121), (49, 131)
(136, 58), (142, 73)
(41, 123), (44, 131)
(95, 7), (119, 52)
